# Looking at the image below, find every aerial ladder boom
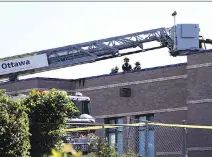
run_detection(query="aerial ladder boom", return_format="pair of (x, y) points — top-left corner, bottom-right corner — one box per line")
(0, 24), (211, 81)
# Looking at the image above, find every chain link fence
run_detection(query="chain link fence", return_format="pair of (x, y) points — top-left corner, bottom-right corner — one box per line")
(101, 121), (185, 157)
(65, 121), (211, 157)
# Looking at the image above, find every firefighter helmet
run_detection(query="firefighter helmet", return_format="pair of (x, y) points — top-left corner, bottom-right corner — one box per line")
(124, 57), (130, 61)
(135, 61), (140, 65)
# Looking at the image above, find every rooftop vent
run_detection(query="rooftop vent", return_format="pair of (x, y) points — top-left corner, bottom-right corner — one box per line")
(120, 87), (131, 97)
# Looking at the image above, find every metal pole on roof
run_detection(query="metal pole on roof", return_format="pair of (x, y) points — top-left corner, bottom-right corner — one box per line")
(172, 11), (177, 50)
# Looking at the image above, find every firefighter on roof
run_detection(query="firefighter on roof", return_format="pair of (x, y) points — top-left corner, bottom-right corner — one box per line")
(110, 68), (116, 74)
(114, 66), (119, 73)
(133, 61), (141, 71)
(122, 57), (132, 72)
(110, 66), (119, 74)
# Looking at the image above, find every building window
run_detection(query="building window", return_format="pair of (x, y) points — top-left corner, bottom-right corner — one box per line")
(137, 115), (155, 157)
(105, 117), (124, 156)
(120, 87), (131, 97)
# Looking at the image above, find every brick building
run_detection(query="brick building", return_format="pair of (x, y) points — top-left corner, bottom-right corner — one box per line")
(0, 50), (212, 157)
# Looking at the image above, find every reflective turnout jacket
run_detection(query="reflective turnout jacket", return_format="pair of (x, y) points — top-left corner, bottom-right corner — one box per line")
(122, 63), (132, 72)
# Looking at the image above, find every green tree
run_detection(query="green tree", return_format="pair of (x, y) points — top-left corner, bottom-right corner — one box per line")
(22, 89), (78, 157)
(0, 90), (30, 157)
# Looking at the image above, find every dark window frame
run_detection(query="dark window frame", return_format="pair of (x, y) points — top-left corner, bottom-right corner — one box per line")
(136, 114), (155, 157)
(136, 114), (155, 131)
(105, 117), (124, 151)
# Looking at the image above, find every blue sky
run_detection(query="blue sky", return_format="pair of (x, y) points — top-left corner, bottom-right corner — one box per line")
(0, 2), (212, 79)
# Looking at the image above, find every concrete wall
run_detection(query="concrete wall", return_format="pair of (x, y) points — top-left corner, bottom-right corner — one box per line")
(37, 78), (73, 90)
(0, 79), (39, 92)
(0, 77), (74, 94)
(186, 51), (212, 157)
(75, 64), (187, 120)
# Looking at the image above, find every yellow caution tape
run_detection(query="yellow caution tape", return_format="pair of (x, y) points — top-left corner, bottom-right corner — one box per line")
(64, 122), (212, 132)
(64, 122), (147, 132)
(65, 125), (120, 132)
(126, 122), (146, 126)
(148, 122), (212, 130)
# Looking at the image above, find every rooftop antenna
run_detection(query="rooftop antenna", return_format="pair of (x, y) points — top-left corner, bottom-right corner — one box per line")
(172, 11), (177, 50)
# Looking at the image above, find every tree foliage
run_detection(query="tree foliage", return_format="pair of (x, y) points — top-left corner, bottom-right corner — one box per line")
(22, 89), (78, 157)
(0, 90), (30, 157)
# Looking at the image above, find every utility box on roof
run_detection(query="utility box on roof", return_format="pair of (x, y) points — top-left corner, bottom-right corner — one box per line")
(175, 24), (200, 51)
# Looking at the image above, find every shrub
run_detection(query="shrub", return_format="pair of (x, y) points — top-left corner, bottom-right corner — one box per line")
(0, 90), (30, 157)
(22, 89), (78, 157)
(87, 138), (118, 157)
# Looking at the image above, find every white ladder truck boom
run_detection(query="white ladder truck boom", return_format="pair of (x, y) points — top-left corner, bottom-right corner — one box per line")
(0, 24), (211, 82)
